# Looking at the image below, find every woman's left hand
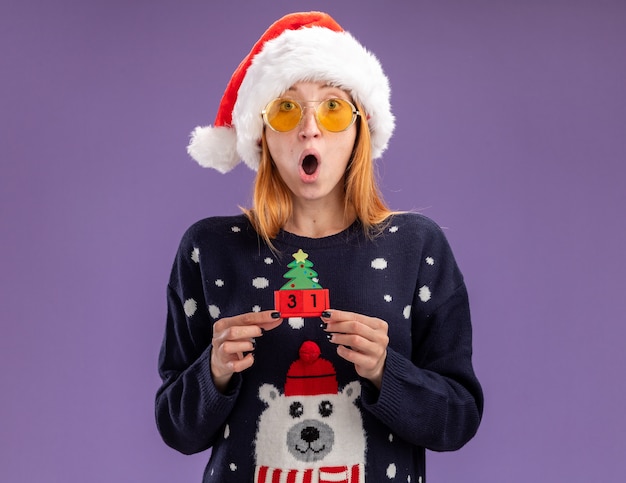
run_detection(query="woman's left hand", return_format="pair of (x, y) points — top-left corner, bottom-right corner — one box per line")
(321, 309), (389, 389)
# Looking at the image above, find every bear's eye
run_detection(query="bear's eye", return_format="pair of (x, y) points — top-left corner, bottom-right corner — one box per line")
(289, 401), (304, 418)
(319, 400), (333, 417)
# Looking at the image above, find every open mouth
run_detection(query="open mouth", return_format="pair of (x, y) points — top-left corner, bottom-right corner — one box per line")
(301, 154), (319, 175)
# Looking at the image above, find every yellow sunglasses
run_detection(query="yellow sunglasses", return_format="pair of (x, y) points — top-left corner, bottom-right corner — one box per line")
(262, 98), (360, 133)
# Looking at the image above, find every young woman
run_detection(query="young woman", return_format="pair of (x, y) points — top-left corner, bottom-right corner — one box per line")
(156, 12), (483, 482)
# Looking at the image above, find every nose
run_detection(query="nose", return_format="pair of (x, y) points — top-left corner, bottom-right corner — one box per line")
(298, 105), (321, 139)
(300, 426), (320, 443)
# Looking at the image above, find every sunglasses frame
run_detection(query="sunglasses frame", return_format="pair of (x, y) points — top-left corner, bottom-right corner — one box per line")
(261, 98), (360, 133)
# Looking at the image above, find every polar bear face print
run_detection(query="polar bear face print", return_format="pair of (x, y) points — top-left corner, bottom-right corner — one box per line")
(254, 381), (365, 469)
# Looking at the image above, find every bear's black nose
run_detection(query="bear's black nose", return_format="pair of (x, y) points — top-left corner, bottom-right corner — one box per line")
(301, 426), (319, 443)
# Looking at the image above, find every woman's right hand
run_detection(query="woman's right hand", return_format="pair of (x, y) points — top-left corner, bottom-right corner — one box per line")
(210, 310), (282, 392)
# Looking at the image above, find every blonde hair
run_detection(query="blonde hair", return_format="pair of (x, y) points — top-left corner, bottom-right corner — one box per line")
(243, 103), (395, 247)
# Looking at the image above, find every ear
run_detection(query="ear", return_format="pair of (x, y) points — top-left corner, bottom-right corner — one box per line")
(341, 381), (361, 403)
(258, 383), (280, 404)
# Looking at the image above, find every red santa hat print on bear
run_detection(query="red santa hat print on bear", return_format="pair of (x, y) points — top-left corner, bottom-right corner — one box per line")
(187, 11), (395, 173)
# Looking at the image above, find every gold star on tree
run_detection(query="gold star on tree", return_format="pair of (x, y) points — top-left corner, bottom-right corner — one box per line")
(292, 249), (309, 263)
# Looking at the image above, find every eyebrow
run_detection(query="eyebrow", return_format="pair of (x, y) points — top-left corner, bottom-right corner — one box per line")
(285, 83), (338, 94)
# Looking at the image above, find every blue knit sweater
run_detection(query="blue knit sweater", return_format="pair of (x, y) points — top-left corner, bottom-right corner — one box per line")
(156, 213), (483, 482)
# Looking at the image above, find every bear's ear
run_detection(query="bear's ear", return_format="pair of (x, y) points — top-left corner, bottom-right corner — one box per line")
(258, 383), (280, 404)
(341, 381), (362, 403)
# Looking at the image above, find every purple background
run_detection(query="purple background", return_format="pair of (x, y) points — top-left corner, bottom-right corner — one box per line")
(2, 0), (625, 481)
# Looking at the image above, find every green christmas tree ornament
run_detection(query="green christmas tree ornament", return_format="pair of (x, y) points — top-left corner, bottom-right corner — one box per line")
(281, 249), (322, 290)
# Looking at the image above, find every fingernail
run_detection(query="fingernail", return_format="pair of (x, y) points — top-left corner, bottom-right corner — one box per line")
(271, 311), (281, 319)
(320, 322), (328, 330)
(321, 311), (331, 318)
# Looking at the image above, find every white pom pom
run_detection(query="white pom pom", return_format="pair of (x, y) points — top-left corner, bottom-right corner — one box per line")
(186, 125), (240, 173)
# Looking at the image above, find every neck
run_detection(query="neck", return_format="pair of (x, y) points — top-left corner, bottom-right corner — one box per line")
(285, 199), (356, 238)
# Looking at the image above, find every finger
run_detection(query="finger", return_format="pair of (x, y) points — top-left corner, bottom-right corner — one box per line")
(337, 343), (384, 374)
(258, 311), (284, 331)
(228, 353), (255, 373)
(238, 310), (283, 327)
(212, 342), (250, 371)
(321, 309), (385, 331)
(339, 347), (386, 389)
(218, 325), (263, 342)
(221, 339), (256, 356)
(328, 332), (378, 355)
(324, 320), (387, 348)
(215, 310), (282, 333)
(336, 344), (372, 365)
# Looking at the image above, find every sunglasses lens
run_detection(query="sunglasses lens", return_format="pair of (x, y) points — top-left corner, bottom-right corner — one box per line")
(265, 99), (302, 132)
(317, 99), (356, 132)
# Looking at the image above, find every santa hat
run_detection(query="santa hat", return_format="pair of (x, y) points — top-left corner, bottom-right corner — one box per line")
(187, 11), (395, 173)
(285, 341), (338, 396)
